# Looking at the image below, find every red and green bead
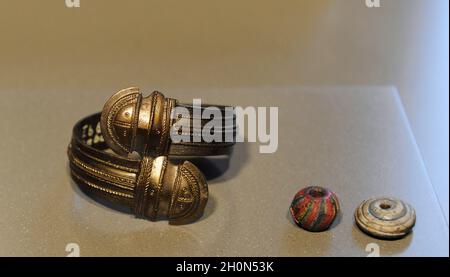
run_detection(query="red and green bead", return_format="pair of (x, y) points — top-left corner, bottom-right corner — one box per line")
(290, 186), (340, 232)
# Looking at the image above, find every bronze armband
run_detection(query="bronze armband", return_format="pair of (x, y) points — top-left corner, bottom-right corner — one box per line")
(68, 88), (236, 224)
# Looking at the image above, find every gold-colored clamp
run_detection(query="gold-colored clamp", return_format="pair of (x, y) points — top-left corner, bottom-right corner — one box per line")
(134, 156), (208, 224)
(100, 87), (177, 156)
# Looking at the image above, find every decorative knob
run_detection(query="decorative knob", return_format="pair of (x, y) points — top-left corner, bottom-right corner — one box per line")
(100, 87), (177, 156)
(135, 156), (208, 225)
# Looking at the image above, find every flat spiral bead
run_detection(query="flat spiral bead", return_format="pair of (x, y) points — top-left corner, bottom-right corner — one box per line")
(355, 197), (416, 239)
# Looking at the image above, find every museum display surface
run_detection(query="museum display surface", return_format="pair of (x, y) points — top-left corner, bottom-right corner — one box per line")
(0, 86), (447, 256)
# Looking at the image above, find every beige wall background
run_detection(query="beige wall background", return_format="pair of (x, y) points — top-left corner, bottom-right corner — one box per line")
(0, 0), (448, 223)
